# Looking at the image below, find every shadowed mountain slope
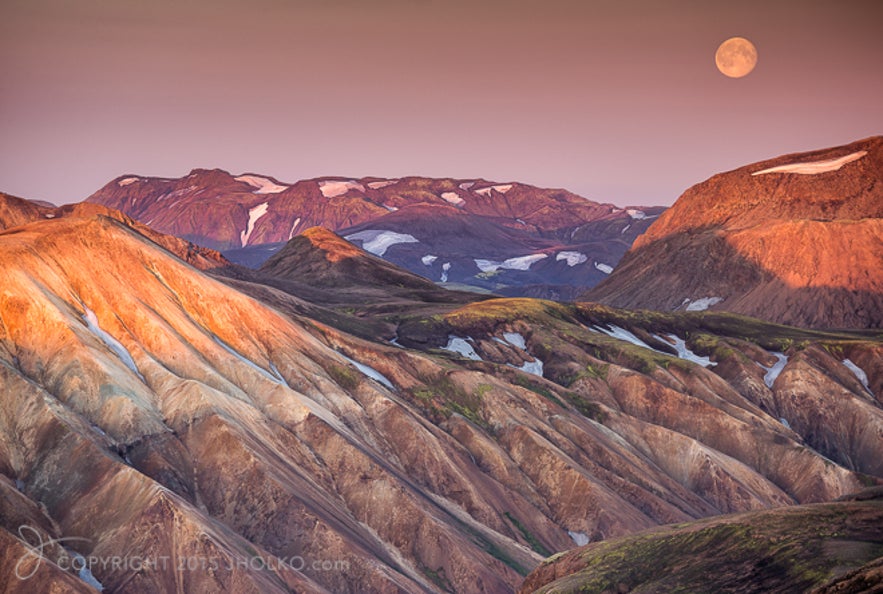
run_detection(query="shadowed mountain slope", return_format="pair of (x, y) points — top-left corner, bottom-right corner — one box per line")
(587, 136), (883, 329)
(520, 488), (883, 594)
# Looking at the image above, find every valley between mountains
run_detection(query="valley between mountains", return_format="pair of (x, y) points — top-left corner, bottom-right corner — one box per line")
(1, 137), (881, 593)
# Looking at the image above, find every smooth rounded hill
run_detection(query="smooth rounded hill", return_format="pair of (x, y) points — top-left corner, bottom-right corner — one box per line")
(586, 136), (883, 329)
(520, 488), (883, 594)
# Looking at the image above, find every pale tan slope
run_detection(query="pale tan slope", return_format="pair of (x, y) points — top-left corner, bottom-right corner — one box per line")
(0, 213), (875, 593)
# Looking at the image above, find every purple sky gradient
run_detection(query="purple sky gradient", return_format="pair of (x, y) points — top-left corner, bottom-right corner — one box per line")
(2, 0), (881, 206)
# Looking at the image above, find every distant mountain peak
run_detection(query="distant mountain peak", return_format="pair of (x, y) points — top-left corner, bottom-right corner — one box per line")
(87, 172), (665, 297)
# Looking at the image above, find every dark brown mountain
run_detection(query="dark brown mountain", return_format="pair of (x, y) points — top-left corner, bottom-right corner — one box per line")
(85, 171), (664, 297)
(519, 488), (883, 594)
(260, 226), (449, 294)
(586, 136), (883, 329)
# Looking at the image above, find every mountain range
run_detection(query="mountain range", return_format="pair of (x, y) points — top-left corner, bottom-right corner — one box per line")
(86, 172), (664, 300)
(1, 136), (881, 593)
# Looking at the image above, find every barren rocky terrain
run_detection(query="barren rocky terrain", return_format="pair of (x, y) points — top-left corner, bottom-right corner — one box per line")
(588, 136), (883, 329)
(1, 199), (880, 592)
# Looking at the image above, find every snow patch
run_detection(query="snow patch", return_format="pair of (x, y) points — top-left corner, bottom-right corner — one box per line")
(70, 551), (104, 590)
(344, 230), (419, 256)
(235, 175), (288, 194)
(422, 255), (438, 266)
(118, 177), (139, 186)
(626, 209), (647, 220)
(82, 307), (144, 382)
(655, 334), (716, 367)
(338, 352), (395, 390)
(594, 325), (658, 352)
(513, 358), (544, 377)
(474, 184), (513, 197)
(240, 202), (269, 247)
(780, 418), (791, 429)
(319, 179), (365, 198)
(843, 359), (873, 395)
(475, 254), (548, 273)
(441, 191), (465, 206)
(594, 262), (613, 274)
(212, 335), (285, 386)
(443, 336), (482, 361)
(557, 251), (588, 267)
(459, 181), (475, 190)
(383, 204), (398, 211)
(621, 224), (631, 234)
(288, 217), (301, 240)
(441, 262), (451, 282)
(44, 213), (56, 218)
(367, 179), (398, 190)
(684, 296), (723, 312)
(568, 531), (590, 547)
(751, 150), (868, 176)
(502, 332), (527, 350)
(758, 353), (788, 388)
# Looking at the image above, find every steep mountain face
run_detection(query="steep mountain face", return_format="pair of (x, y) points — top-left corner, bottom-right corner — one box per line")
(85, 171), (664, 297)
(587, 136), (883, 329)
(2, 204), (880, 593)
(519, 488), (883, 594)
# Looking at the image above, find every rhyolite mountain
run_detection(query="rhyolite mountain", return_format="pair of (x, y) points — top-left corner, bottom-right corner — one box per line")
(587, 136), (883, 329)
(1, 195), (881, 593)
(85, 172), (664, 299)
(1, 191), (229, 271)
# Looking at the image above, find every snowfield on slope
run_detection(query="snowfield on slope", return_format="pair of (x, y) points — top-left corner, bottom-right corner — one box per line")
(367, 179), (398, 190)
(240, 202), (269, 247)
(345, 230), (419, 256)
(339, 352), (395, 390)
(82, 307), (144, 382)
(655, 334), (716, 367)
(751, 150), (867, 175)
(474, 184), (513, 197)
(843, 359), (873, 395)
(594, 262), (613, 274)
(683, 297), (723, 312)
(319, 180), (365, 198)
(442, 336), (482, 361)
(235, 175), (289, 194)
(557, 251), (588, 267)
(440, 192), (465, 206)
(758, 353), (789, 388)
(474, 254), (548, 273)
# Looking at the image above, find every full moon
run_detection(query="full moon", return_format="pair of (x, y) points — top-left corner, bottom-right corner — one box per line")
(715, 37), (757, 78)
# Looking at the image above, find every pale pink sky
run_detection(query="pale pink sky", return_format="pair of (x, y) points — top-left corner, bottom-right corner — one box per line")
(1, 0), (881, 206)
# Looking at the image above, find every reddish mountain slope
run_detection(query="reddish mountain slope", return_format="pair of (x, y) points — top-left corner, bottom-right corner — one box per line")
(86, 172), (664, 296)
(2, 196), (880, 592)
(587, 136), (883, 328)
(1, 192), (229, 271)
